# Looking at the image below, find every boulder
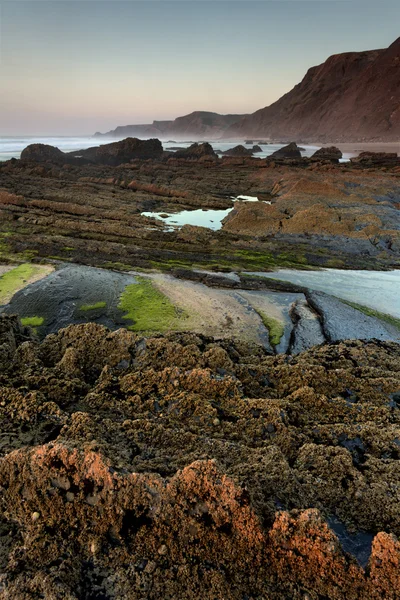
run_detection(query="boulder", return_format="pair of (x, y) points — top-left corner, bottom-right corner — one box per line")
(173, 142), (217, 159)
(269, 142), (302, 159)
(311, 146), (343, 162)
(222, 144), (253, 157)
(20, 144), (65, 163)
(252, 145), (263, 153)
(73, 137), (163, 165)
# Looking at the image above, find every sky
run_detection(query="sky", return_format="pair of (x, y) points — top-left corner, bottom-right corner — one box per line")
(0, 0), (399, 136)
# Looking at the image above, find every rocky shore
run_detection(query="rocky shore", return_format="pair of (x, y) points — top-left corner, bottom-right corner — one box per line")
(1, 314), (400, 598)
(0, 139), (399, 273)
(1, 138), (400, 598)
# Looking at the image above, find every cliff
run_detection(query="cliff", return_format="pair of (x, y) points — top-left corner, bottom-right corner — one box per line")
(227, 37), (400, 142)
(96, 111), (247, 140)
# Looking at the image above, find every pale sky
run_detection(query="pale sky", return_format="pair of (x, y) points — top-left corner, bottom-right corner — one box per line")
(1, 0), (399, 135)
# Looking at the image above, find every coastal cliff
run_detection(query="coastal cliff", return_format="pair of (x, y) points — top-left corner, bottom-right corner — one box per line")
(228, 38), (400, 142)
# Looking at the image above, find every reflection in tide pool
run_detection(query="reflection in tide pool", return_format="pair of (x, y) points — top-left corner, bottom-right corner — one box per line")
(141, 208), (233, 231)
(249, 268), (400, 319)
(141, 195), (270, 231)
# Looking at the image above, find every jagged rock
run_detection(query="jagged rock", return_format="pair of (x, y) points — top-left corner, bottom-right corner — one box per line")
(223, 145), (254, 157)
(0, 314), (33, 371)
(173, 142), (217, 159)
(1, 317), (400, 597)
(269, 142), (302, 159)
(311, 146), (343, 162)
(306, 291), (400, 342)
(20, 144), (65, 163)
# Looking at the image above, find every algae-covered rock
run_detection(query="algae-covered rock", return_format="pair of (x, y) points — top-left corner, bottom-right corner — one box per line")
(1, 316), (400, 598)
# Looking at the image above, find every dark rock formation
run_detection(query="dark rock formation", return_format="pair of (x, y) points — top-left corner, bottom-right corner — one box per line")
(173, 142), (217, 159)
(269, 142), (302, 159)
(311, 146), (343, 162)
(226, 37), (400, 142)
(350, 152), (399, 167)
(20, 144), (65, 163)
(70, 137), (164, 165)
(252, 144), (263, 153)
(222, 144), (254, 157)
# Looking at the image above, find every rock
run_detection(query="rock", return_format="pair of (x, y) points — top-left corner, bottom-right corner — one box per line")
(77, 137), (164, 165)
(0, 315), (33, 371)
(311, 146), (343, 162)
(20, 144), (65, 163)
(350, 152), (399, 167)
(252, 145), (263, 153)
(306, 291), (400, 343)
(289, 298), (326, 354)
(1, 315), (400, 597)
(223, 145), (253, 157)
(269, 142), (302, 159)
(173, 142), (217, 159)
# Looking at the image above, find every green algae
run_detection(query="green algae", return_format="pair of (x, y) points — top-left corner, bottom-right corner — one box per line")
(79, 301), (107, 312)
(256, 311), (285, 347)
(118, 276), (187, 332)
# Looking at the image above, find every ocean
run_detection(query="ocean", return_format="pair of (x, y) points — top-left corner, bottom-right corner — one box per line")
(0, 136), (353, 162)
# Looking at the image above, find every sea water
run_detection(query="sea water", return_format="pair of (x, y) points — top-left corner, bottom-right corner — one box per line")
(0, 137), (354, 162)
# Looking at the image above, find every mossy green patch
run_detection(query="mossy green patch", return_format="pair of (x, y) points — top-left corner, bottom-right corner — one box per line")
(21, 316), (44, 327)
(256, 311), (285, 347)
(118, 276), (186, 332)
(341, 300), (400, 330)
(79, 301), (107, 312)
(0, 264), (50, 305)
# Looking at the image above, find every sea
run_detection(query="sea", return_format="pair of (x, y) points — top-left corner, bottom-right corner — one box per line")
(0, 136), (354, 162)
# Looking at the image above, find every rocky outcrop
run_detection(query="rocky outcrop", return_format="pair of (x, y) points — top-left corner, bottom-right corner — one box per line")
(311, 146), (343, 162)
(222, 144), (254, 157)
(69, 137), (164, 164)
(1, 317), (400, 598)
(307, 291), (400, 343)
(226, 37), (400, 142)
(269, 142), (302, 159)
(350, 152), (399, 167)
(20, 144), (65, 163)
(173, 142), (217, 159)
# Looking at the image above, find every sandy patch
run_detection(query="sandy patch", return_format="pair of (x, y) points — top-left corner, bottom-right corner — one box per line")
(147, 273), (271, 346)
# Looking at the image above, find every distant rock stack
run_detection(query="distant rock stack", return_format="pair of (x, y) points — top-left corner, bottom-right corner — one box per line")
(222, 144), (254, 157)
(173, 142), (217, 159)
(311, 146), (343, 163)
(269, 142), (302, 160)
